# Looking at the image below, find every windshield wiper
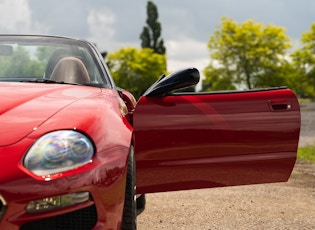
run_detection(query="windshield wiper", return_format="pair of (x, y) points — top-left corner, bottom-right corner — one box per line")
(20, 78), (58, 83)
(20, 78), (82, 85)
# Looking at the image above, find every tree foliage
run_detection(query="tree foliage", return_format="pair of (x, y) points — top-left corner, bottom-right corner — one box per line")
(0, 46), (45, 77)
(202, 18), (292, 91)
(106, 47), (166, 99)
(140, 1), (166, 54)
(291, 23), (315, 98)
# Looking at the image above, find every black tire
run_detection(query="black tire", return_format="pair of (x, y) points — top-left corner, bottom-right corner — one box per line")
(122, 146), (137, 230)
(136, 194), (146, 215)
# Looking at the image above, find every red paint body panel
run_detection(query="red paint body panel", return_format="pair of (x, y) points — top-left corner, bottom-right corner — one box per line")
(0, 83), (133, 229)
(134, 88), (300, 194)
(0, 82), (101, 146)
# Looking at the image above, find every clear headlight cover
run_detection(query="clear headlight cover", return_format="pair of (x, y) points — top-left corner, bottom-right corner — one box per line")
(24, 130), (94, 176)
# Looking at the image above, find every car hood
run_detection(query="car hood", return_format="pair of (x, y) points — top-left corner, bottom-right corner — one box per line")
(0, 82), (101, 146)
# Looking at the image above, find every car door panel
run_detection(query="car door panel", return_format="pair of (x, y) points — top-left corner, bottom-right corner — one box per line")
(133, 88), (300, 194)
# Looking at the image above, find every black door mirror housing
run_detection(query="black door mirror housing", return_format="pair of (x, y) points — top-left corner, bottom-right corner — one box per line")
(143, 68), (200, 97)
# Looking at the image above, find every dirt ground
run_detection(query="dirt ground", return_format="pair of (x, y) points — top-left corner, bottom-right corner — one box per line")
(137, 103), (315, 230)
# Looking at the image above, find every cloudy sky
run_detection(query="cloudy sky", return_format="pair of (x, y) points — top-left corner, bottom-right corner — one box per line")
(0, 0), (314, 77)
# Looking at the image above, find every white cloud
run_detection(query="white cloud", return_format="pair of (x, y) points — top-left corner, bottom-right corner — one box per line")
(87, 9), (119, 52)
(167, 38), (208, 63)
(86, 8), (140, 52)
(0, 0), (48, 34)
(0, 0), (30, 32)
(166, 38), (209, 91)
(87, 9), (115, 40)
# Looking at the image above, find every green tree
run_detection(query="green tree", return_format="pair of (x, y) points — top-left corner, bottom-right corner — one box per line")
(106, 47), (166, 99)
(203, 65), (236, 91)
(140, 1), (166, 54)
(202, 18), (292, 91)
(36, 47), (55, 62)
(0, 46), (45, 77)
(291, 23), (315, 98)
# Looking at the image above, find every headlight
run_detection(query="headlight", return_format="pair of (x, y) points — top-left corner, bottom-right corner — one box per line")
(24, 130), (94, 177)
(26, 192), (91, 213)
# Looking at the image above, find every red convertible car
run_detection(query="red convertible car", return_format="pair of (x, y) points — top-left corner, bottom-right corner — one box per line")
(0, 35), (300, 229)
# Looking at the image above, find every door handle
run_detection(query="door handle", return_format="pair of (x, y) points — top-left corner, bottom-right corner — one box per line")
(269, 99), (291, 111)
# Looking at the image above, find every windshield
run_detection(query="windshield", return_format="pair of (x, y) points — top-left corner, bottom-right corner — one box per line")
(0, 35), (110, 87)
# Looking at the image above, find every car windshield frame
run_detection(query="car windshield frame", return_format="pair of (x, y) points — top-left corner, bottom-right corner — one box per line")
(0, 35), (113, 88)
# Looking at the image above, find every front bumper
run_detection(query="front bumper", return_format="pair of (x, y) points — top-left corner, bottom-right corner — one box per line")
(0, 142), (129, 230)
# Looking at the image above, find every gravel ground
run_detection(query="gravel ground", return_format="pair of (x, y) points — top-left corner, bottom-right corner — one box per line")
(138, 103), (315, 230)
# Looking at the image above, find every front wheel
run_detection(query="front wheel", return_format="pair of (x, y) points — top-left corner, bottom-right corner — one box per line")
(122, 146), (137, 230)
(136, 194), (146, 215)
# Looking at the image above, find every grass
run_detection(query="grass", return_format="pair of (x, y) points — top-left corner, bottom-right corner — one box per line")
(297, 145), (315, 162)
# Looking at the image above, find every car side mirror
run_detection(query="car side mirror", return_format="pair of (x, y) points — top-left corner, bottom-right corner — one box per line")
(143, 67), (200, 97)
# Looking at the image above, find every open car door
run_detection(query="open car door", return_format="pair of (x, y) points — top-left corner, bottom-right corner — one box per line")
(133, 68), (300, 194)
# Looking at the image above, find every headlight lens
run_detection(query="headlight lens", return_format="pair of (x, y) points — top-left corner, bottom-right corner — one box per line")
(24, 131), (94, 177)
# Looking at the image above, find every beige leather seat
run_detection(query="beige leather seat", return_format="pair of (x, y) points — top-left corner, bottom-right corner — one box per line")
(50, 57), (90, 84)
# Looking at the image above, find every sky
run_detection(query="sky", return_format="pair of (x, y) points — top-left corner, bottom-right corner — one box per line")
(0, 0), (314, 83)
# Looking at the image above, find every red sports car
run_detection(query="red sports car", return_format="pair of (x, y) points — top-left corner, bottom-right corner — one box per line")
(0, 35), (300, 229)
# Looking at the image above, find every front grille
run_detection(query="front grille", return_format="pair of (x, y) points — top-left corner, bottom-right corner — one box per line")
(0, 195), (6, 220)
(21, 205), (97, 230)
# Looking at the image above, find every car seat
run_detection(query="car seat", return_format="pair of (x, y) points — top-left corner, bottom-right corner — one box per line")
(50, 57), (90, 84)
